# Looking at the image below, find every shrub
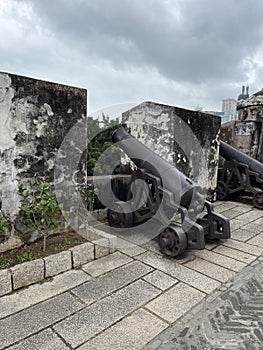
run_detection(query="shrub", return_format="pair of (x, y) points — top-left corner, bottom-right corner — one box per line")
(17, 181), (61, 251)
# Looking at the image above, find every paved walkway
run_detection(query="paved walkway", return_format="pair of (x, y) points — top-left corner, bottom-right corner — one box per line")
(0, 200), (262, 349)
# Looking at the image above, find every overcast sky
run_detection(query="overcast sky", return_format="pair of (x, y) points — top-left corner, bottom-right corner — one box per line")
(1, 0), (263, 114)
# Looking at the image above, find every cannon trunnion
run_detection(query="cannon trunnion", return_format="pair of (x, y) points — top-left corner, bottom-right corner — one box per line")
(217, 141), (263, 209)
(107, 126), (230, 257)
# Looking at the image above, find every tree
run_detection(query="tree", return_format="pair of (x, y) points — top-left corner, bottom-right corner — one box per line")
(87, 115), (121, 176)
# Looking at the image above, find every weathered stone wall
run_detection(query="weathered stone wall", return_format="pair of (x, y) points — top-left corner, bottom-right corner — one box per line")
(122, 101), (221, 200)
(221, 89), (263, 162)
(0, 72), (87, 220)
(237, 89), (263, 162)
(220, 121), (235, 146)
(221, 120), (262, 159)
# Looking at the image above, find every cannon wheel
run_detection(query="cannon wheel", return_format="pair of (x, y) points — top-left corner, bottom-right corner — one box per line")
(217, 181), (229, 200)
(108, 202), (134, 228)
(158, 225), (187, 257)
(252, 191), (263, 209)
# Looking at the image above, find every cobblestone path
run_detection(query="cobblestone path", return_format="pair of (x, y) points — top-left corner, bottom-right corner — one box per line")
(145, 258), (263, 350)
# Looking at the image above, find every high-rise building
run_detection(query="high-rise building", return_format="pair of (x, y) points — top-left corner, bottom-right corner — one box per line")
(221, 98), (237, 121)
(237, 86), (249, 102)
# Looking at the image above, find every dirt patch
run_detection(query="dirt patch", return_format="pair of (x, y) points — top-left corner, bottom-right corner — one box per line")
(0, 231), (87, 270)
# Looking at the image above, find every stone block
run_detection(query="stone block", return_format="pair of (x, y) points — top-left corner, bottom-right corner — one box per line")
(236, 210), (263, 224)
(145, 282), (205, 323)
(223, 239), (262, 256)
(0, 235), (22, 253)
(230, 219), (244, 232)
(0, 270), (90, 320)
(44, 251), (72, 277)
(78, 309), (168, 350)
(0, 269), (12, 296)
(212, 245), (257, 263)
(101, 232), (117, 253)
(143, 270), (178, 290)
(118, 244), (147, 257)
(7, 328), (69, 350)
(230, 228), (258, 242)
(243, 219), (263, 233)
(137, 251), (221, 294)
(193, 249), (247, 272)
(82, 251), (132, 277)
(70, 242), (94, 268)
(94, 238), (110, 258)
(185, 257), (235, 283)
(247, 233), (263, 247)
(0, 293), (83, 349)
(11, 259), (44, 290)
(54, 280), (160, 348)
(73, 260), (152, 304)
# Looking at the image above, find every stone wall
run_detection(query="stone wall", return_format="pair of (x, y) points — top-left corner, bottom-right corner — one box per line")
(236, 89), (263, 162)
(221, 89), (263, 162)
(0, 72), (87, 220)
(122, 101), (221, 200)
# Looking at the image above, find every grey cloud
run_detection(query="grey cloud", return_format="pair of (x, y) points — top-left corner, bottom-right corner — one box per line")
(23, 0), (263, 84)
(2, 0), (263, 112)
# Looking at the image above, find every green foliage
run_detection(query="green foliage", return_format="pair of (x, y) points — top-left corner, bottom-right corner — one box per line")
(79, 183), (97, 211)
(59, 238), (80, 251)
(0, 254), (11, 269)
(0, 211), (11, 234)
(87, 115), (121, 176)
(16, 251), (34, 264)
(17, 181), (61, 251)
(0, 250), (35, 270)
(17, 181), (61, 230)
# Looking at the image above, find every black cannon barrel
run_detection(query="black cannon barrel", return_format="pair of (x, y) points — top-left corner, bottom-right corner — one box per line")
(113, 126), (200, 207)
(220, 141), (263, 178)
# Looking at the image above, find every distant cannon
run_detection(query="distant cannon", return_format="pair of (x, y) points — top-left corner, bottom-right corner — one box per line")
(217, 141), (263, 209)
(107, 126), (230, 257)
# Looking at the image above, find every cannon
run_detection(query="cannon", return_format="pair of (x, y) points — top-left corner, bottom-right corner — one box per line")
(107, 126), (230, 257)
(217, 141), (263, 209)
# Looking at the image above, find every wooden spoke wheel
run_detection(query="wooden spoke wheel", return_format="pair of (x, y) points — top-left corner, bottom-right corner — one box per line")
(252, 191), (263, 210)
(158, 225), (187, 257)
(217, 181), (229, 200)
(107, 202), (134, 228)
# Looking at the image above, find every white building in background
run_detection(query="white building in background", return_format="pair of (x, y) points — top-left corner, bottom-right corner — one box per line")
(221, 98), (237, 121)
(204, 86), (250, 124)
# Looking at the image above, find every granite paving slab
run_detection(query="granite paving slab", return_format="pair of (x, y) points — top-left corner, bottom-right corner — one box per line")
(0, 269), (90, 319)
(78, 309), (168, 350)
(54, 279), (160, 348)
(6, 328), (70, 350)
(0, 293), (83, 349)
(72, 260), (153, 304)
(137, 251), (221, 293)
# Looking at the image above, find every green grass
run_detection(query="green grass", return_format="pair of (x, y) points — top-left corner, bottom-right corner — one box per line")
(59, 238), (80, 251)
(0, 251), (35, 270)
(0, 255), (11, 269)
